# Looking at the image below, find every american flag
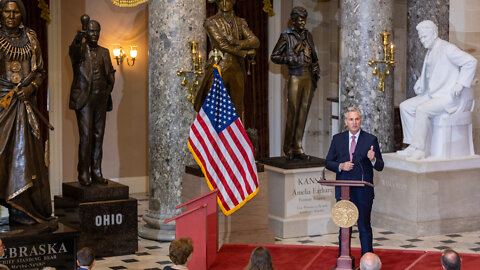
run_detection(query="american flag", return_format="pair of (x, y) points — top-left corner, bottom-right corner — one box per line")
(188, 66), (259, 216)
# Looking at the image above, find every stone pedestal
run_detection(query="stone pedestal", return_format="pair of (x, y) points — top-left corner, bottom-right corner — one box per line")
(372, 153), (480, 237)
(262, 158), (337, 238)
(0, 223), (77, 270)
(183, 166), (275, 246)
(54, 181), (137, 257)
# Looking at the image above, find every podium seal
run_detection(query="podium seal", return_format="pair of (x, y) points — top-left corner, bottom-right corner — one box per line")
(331, 200), (359, 228)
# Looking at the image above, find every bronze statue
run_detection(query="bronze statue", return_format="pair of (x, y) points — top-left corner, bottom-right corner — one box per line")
(271, 6), (320, 160)
(0, 0), (55, 226)
(194, 0), (259, 118)
(69, 15), (115, 186)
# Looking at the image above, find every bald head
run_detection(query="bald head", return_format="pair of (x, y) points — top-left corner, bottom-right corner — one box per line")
(360, 252), (382, 270)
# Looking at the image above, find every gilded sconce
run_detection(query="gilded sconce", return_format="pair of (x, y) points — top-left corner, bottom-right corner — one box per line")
(368, 30), (395, 92)
(177, 41), (204, 104)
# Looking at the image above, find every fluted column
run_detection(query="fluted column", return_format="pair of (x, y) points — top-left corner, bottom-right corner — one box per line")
(340, 0), (394, 152)
(406, 0), (449, 98)
(139, 1), (205, 240)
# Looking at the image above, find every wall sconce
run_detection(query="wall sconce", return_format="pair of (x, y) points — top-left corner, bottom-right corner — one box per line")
(368, 30), (395, 92)
(113, 45), (137, 67)
(177, 41), (204, 103)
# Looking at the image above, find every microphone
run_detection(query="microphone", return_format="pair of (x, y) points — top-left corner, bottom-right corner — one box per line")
(352, 153), (364, 182)
(321, 166), (326, 180)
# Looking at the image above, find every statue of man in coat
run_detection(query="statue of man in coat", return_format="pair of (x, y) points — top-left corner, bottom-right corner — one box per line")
(69, 15), (116, 186)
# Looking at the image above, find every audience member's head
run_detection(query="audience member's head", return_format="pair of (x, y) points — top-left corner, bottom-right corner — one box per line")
(77, 247), (95, 269)
(359, 252), (382, 270)
(168, 238), (194, 266)
(0, 239), (4, 258)
(441, 249), (461, 270)
(245, 246), (274, 270)
(42, 267), (56, 270)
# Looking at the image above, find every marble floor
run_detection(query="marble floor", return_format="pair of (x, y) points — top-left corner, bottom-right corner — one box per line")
(95, 193), (480, 269)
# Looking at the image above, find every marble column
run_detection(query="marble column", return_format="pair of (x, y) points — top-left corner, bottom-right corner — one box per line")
(139, 1), (205, 241)
(340, 0), (394, 152)
(406, 0), (449, 98)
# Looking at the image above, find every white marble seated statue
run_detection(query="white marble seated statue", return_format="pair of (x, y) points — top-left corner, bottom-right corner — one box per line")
(397, 20), (478, 160)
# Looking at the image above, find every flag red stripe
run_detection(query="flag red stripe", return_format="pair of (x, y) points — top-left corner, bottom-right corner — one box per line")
(227, 121), (258, 187)
(218, 131), (252, 195)
(188, 137), (232, 210)
(197, 117), (245, 205)
(234, 120), (259, 187)
(196, 115), (245, 202)
(191, 121), (238, 209)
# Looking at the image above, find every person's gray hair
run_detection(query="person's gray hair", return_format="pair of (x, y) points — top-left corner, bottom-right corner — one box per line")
(416, 20), (438, 36)
(360, 252), (382, 270)
(42, 267), (56, 270)
(344, 106), (362, 119)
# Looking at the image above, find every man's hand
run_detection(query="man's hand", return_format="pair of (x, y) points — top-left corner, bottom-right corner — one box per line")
(367, 145), (376, 162)
(16, 84), (35, 101)
(340, 161), (354, 171)
(451, 83), (463, 98)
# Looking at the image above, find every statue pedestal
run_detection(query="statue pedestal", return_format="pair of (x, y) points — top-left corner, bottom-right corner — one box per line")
(261, 157), (337, 238)
(0, 222), (78, 270)
(183, 165), (275, 246)
(372, 153), (480, 237)
(54, 181), (137, 257)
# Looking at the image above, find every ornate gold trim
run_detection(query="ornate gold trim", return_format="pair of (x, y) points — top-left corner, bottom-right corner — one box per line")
(37, 0), (51, 24)
(263, 0), (275, 17)
(111, 0), (149, 7)
(7, 182), (33, 201)
(0, 35), (33, 61)
(7, 199), (44, 223)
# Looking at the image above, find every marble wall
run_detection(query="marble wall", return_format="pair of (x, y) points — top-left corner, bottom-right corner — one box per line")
(339, 0), (395, 152)
(407, 0), (449, 99)
(449, 0), (480, 154)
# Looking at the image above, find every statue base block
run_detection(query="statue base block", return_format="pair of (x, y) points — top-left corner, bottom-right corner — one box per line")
(0, 222), (77, 270)
(62, 180), (129, 202)
(261, 157), (337, 238)
(55, 181), (137, 257)
(372, 153), (480, 237)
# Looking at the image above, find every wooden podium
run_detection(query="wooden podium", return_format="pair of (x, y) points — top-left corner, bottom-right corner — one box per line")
(318, 180), (374, 270)
(164, 189), (218, 270)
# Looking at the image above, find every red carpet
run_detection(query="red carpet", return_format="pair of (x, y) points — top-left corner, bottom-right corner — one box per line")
(209, 244), (480, 270)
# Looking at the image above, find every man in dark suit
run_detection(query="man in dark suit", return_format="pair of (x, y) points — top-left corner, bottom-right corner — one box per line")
(325, 106), (384, 255)
(69, 18), (115, 186)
